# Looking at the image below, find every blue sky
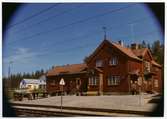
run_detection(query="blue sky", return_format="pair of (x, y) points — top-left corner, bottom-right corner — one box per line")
(3, 3), (163, 76)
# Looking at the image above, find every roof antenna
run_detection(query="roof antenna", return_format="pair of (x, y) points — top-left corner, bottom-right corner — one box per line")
(102, 26), (107, 40)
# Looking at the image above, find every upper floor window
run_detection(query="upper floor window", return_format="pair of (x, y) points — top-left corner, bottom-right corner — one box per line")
(96, 59), (103, 67)
(108, 75), (120, 86)
(89, 76), (99, 85)
(144, 61), (151, 72)
(109, 56), (118, 65)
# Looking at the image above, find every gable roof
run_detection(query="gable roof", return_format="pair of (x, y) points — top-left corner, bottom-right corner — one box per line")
(86, 40), (142, 63)
(47, 63), (87, 76)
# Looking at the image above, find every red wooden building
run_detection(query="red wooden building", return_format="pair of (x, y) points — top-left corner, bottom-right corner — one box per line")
(46, 39), (162, 95)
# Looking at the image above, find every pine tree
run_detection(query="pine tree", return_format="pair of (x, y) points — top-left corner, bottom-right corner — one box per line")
(151, 40), (164, 65)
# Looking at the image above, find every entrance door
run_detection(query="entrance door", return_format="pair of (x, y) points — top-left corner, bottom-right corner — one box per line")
(130, 75), (138, 94)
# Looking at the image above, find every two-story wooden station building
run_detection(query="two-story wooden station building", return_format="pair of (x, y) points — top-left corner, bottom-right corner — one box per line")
(46, 39), (162, 95)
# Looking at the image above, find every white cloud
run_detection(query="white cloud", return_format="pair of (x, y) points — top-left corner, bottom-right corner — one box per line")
(3, 47), (44, 64)
(15, 47), (29, 54)
(2, 47), (48, 76)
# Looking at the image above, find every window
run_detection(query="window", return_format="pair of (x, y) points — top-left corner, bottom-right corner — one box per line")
(108, 75), (120, 85)
(109, 56), (118, 65)
(89, 76), (99, 85)
(96, 59), (103, 67)
(144, 61), (151, 72)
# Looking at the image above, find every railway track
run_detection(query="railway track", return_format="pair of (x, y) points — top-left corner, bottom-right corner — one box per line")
(13, 106), (116, 117)
(11, 103), (151, 117)
(15, 107), (90, 117)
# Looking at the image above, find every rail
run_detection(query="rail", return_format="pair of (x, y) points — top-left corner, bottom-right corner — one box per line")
(11, 103), (152, 117)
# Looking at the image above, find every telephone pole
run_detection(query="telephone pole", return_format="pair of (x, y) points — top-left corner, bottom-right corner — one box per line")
(8, 61), (13, 90)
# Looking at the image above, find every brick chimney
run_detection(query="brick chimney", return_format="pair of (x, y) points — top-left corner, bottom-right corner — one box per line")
(131, 43), (138, 49)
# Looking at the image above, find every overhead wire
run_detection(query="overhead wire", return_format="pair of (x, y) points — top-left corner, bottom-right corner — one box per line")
(3, 3), (161, 62)
(7, 3), (137, 45)
(33, 16), (151, 52)
(6, 3), (62, 30)
(5, 15), (150, 54)
(8, 4), (84, 33)
(40, 30), (160, 56)
(7, 29), (159, 61)
(4, 15), (153, 58)
(3, 29), (160, 66)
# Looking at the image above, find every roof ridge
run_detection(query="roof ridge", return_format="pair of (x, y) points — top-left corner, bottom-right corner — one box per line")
(47, 63), (87, 76)
(54, 63), (86, 67)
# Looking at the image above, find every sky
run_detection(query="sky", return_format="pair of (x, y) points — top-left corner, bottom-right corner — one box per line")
(3, 3), (164, 77)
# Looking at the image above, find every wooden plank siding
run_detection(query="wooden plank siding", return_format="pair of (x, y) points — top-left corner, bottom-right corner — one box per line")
(46, 73), (88, 95)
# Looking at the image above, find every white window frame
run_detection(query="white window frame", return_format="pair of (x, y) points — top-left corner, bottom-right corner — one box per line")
(96, 59), (103, 67)
(109, 56), (118, 65)
(89, 76), (99, 85)
(108, 75), (120, 86)
(144, 61), (151, 72)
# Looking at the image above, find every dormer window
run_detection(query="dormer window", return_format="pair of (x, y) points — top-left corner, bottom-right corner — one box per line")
(109, 56), (118, 65)
(96, 59), (103, 67)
